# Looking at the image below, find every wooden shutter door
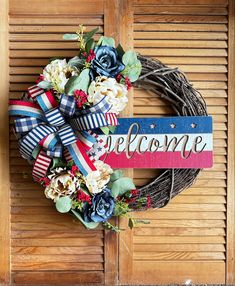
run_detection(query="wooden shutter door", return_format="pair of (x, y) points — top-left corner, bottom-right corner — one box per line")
(119, 0), (235, 285)
(1, 0), (119, 284)
(1, 0), (234, 285)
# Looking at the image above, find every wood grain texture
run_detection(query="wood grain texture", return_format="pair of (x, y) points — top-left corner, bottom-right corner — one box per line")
(118, 1), (134, 285)
(8, 1), (107, 285)
(226, 0), (235, 283)
(118, 0), (230, 284)
(0, 0), (10, 284)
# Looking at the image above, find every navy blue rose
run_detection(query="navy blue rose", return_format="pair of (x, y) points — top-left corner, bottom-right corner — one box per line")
(83, 188), (115, 223)
(90, 46), (125, 79)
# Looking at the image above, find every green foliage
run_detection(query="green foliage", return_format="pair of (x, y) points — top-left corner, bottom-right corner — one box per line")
(121, 50), (142, 82)
(116, 43), (125, 58)
(83, 27), (99, 43)
(51, 158), (66, 170)
(114, 200), (130, 216)
(56, 197), (72, 213)
(64, 68), (90, 94)
(128, 218), (150, 229)
(100, 126), (110, 135)
(37, 80), (52, 90)
(71, 209), (99, 229)
(85, 38), (95, 53)
(108, 125), (116, 133)
(99, 36), (115, 47)
(68, 56), (85, 68)
(110, 170), (123, 182)
(111, 177), (136, 198)
(103, 221), (120, 232)
(63, 33), (79, 40)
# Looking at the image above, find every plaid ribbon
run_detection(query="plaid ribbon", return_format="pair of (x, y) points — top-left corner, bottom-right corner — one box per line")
(9, 85), (107, 179)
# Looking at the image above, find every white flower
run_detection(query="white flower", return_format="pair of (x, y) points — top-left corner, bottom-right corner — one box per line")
(85, 160), (113, 194)
(43, 59), (78, 94)
(45, 170), (80, 202)
(88, 76), (128, 114)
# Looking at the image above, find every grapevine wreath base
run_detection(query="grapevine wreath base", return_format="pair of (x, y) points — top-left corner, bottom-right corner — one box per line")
(9, 26), (208, 231)
(132, 56), (208, 210)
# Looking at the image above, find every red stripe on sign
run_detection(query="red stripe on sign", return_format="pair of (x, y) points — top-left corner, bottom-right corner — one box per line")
(100, 151), (213, 169)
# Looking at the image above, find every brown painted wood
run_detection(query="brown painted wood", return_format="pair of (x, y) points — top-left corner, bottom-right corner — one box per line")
(226, 0), (235, 283)
(0, 0), (10, 284)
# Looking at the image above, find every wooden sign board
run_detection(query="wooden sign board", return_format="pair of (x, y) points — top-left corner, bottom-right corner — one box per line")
(100, 116), (213, 169)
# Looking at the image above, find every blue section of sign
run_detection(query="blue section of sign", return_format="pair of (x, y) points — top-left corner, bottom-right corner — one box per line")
(112, 116), (213, 135)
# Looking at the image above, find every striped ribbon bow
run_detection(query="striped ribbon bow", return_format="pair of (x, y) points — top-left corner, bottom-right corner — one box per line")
(9, 85), (118, 181)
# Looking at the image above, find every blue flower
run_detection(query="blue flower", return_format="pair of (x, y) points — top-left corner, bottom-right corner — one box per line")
(84, 188), (115, 223)
(90, 46), (125, 79)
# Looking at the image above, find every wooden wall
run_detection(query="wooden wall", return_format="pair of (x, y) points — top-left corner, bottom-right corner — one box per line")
(0, 0), (234, 285)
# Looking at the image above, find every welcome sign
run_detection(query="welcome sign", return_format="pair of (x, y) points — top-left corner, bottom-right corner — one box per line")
(99, 116), (213, 169)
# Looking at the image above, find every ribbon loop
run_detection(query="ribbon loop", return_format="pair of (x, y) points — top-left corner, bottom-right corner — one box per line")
(45, 107), (66, 126)
(60, 94), (76, 116)
(58, 124), (77, 146)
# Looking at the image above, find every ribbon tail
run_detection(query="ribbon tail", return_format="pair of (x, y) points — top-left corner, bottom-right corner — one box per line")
(67, 140), (96, 176)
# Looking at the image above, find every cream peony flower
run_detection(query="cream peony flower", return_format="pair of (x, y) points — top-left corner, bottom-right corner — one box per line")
(88, 76), (128, 114)
(45, 169), (80, 202)
(43, 59), (78, 94)
(85, 160), (113, 194)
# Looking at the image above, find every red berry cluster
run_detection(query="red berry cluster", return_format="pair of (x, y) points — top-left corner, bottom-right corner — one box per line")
(82, 50), (96, 63)
(77, 191), (92, 204)
(116, 74), (132, 90)
(39, 177), (50, 186)
(74, 89), (88, 108)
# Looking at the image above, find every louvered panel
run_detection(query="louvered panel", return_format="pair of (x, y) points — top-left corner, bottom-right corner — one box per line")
(9, 2), (106, 285)
(130, 1), (228, 284)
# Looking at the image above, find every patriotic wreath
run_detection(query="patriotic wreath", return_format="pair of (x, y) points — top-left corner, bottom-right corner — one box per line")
(9, 26), (207, 231)
(9, 26), (146, 231)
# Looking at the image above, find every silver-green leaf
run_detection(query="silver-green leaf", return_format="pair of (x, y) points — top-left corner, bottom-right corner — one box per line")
(63, 33), (79, 40)
(64, 68), (90, 95)
(111, 177), (136, 198)
(71, 209), (100, 229)
(55, 197), (72, 213)
(37, 80), (52, 90)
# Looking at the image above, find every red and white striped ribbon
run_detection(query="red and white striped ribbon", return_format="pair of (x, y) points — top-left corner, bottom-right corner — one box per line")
(32, 150), (52, 181)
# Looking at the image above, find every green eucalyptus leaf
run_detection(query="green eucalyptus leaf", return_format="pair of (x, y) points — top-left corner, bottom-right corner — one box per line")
(122, 50), (138, 66)
(68, 56), (85, 68)
(83, 27), (99, 43)
(96, 36), (104, 46)
(85, 38), (95, 53)
(64, 68), (90, 94)
(100, 126), (110, 135)
(71, 209), (99, 229)
(101, 36), (115, 47)
(37, 80), (52, 90)
(63, 33), (79, 40)
(108, 125), (116, 133)
(110, 170), (123, 182)
(111, 177), (136, 198)
(121, 59), (142, 82)
(56, 197), (72, 213)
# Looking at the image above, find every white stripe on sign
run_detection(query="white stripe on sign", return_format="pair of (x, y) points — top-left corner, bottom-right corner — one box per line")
(99, 133), (213, 152)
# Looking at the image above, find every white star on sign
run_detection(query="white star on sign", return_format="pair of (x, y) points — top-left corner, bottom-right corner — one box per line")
(150, 123), (156, 129)
(170, 123), (176, 129)
(191, 123), (197, 128)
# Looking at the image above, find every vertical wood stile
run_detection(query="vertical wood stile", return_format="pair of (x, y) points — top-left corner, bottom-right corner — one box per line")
(226, 0), (235, 283)
(104, 1), (120, 285)
(118, 0), (134, 285)
(0, 0), (10, 284)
